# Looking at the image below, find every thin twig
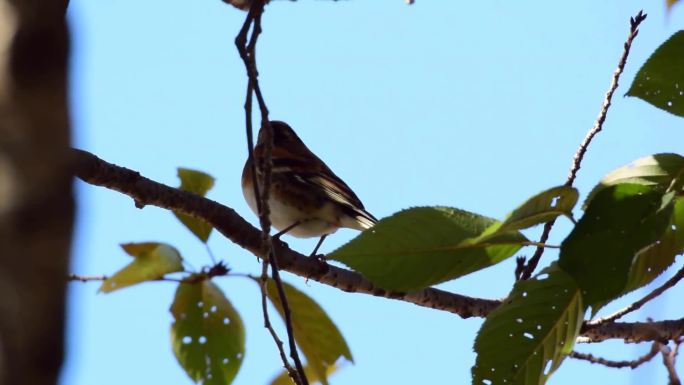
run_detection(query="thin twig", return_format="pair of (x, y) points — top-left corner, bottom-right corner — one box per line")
(259, 260), (298, 382)
(239, 8), (295, 380)
(204, 243), (217, 265)
(588, 264), (684, 327)
(660, 341), (682, 385)
(518, 10), (648, 280)
(570, 342), (660, 369)
(67, 274), (108, 282)
(237, 8), (262, 217)
(67, 274), (185, 283)
(236, 2), (308, 384)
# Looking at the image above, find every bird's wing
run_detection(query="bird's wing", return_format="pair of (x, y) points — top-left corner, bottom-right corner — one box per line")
(273, 148), (373, 210)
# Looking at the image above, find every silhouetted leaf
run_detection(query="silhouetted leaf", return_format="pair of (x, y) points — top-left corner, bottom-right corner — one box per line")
(627, 31), (684, 117)
(265, 280), (352, 385)
(329, 207), (526, 292)
(473, 264), (583, 385)
(174, 168), (216, 242)
(99, 242), (183, 293)
(559, 184), (673, 308)
(171, 279), (245, 385)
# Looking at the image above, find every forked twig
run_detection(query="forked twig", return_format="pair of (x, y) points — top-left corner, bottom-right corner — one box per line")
(518, 10), (648, 280)
(660, 340), (682, 385)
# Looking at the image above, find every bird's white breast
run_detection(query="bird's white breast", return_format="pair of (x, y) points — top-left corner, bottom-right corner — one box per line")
(242, 184), (340, 238)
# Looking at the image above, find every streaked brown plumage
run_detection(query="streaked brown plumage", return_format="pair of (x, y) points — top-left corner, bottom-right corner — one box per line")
(241, 121), (376, 243)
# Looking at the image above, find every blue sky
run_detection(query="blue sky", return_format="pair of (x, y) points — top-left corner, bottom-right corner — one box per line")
(63, 1), (684, 384)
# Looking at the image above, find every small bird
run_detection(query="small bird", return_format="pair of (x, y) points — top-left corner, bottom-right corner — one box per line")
(242, 120), (377, 255)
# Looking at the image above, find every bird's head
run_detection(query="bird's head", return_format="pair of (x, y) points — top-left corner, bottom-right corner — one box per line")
(256, 120), (307, 152)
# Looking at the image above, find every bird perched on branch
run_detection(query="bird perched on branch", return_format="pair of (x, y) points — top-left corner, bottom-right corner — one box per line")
(242, 120), (377, 255)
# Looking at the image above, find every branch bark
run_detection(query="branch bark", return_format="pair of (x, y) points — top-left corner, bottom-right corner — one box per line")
(72, 148), (498, 318)
(72, 148), (684, 344)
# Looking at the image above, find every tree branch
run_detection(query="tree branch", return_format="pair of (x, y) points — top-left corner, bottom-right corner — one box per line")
(588, 264), (684, 327)
(579, 318), (684, 344)
(659, 341), (682, 385)
(569, 342), (659, 369)
(518, 10), (648, 280)
(67, 274), (108, 282)
(71, 148), (498, 317)
(72, 148), (684, 343)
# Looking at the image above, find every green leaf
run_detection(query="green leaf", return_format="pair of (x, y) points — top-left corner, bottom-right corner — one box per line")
(584, 153), (684, 208)
(623, 197), (684, 293)
(270, 363), (341, 385)
(265, 280), (352, 385)
(178, 167), (216, 195)
(626, 31), (684, 117)
(472, 264), (583, 385)
(329, 207), (527, 292)
(471, 186), (578, 245)
(99, 242), (184, 293)
(559, 184), (673, 308)
(497, 186), (578, 230)
(171, 279), (245, 385)
(174, 168), (216, 242)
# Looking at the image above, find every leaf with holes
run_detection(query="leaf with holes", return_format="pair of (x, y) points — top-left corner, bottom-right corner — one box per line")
(265, 280), (352, 385)
(584, 153), (684, 208)
(329, 207), (527, 292)
(171, 279), (245, 385)
(472, 264), (583, 385)
(99, 242), (183, 293)
(270, 363), (341, 385)
(626, 31), (684, 117)
(559, 184), (673, 309)
(174, 168), (216, 242)
(468, 186), (578, 245)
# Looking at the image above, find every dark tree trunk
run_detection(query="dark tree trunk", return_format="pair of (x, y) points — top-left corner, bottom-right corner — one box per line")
(0, 1), (72, 385)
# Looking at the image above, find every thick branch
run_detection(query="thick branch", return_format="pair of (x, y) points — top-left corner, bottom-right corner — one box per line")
(72, 148), (497, 318)
(72, 148), (684, 343)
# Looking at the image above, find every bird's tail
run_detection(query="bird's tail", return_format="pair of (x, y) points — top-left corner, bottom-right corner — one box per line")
(354, 209), (378, 230)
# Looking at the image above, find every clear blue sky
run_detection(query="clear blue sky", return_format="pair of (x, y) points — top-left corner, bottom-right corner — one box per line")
(63, 1), (684, 384)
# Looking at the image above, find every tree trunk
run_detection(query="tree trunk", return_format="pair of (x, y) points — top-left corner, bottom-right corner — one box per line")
(0, 1), (72, 385)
